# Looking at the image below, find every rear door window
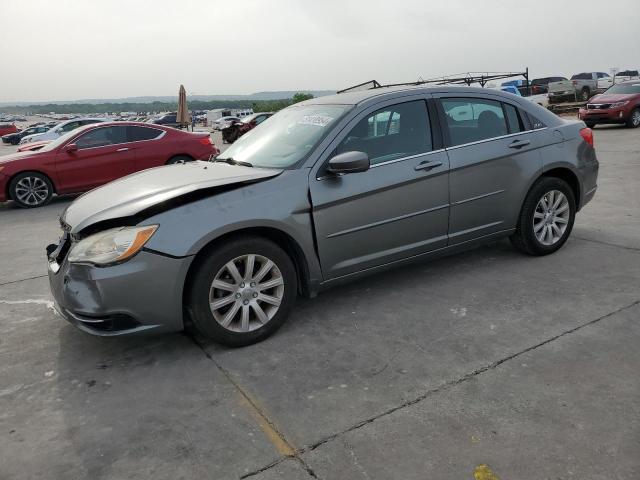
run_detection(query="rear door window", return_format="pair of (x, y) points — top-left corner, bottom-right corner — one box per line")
(335, 100), (432, 166)
(440, 98), (508, 146)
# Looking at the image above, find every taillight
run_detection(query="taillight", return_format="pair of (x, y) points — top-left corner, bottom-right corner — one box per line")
(199, 136), (213, 146)
(580, 127), (594, 148)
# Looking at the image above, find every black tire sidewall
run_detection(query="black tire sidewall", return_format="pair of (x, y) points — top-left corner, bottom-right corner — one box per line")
(188, 236), (297, 347)
(514, 177), (576, 256)
(166, 156), (193, 165)
(626, 108), (640, 128)
(9, 172), (53, 208)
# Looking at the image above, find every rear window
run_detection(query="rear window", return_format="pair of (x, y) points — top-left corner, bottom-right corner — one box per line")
(571, 73), (592, 80)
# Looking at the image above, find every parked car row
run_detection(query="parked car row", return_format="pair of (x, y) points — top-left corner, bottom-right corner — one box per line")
(0, 122), (218, 207)
(2, 124), (50, 145)
(220, 112), (274, 143)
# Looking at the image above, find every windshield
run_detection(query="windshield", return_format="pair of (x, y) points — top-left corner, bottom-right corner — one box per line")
(605, 83), (640, 94)
(217, 104), (352, 168)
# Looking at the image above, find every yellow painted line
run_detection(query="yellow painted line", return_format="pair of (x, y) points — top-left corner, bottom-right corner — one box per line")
(239, 392), (295, 457)
(474, 464), (500, 480)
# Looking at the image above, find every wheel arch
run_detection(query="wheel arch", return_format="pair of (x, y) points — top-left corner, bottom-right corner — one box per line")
(7, 170), (57, 200)
(166, 154), (195, 165)
(182, 226), (313, 314)
(540, 167), (581, 209)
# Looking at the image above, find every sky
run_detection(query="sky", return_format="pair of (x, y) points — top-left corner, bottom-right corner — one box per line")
(2, 0), (639, 103)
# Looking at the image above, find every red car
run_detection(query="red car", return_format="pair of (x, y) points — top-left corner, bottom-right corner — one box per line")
(17, 140), (50, 152)
(0, 123), (19, 137)
(0, 122), (218, 208)
(578, 80), (640, 128)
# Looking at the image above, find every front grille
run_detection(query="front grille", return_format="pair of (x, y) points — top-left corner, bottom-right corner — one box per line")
(587, 104), (611, 110)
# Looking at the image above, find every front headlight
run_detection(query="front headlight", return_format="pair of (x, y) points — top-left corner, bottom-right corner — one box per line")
(68, 225), (158, 265)
(610, 101), (629, 108)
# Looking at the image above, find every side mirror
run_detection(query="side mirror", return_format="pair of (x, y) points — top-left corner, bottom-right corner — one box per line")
(327, 151), (369, 175)
(65, 143), (78, 153)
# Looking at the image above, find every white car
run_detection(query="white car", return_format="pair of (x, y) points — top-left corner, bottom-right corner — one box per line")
(19, 118), (107, 144)
(212, 116), (240, 130)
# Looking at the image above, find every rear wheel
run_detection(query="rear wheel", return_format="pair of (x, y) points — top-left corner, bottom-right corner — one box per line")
(187, 236), (297, 347)
(626, 108), (640, 128)
(510, 177), (576, 256)
(580, 87), (590, 101)
(9, 172), (53, 208)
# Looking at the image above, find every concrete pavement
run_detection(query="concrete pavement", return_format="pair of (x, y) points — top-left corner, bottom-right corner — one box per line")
(1, 125), (639, 479)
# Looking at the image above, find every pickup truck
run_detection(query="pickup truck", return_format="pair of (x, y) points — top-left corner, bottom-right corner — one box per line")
(570, 72), (611, 101)
(597, 70), (640, 91)
(548, 79), (576, 104)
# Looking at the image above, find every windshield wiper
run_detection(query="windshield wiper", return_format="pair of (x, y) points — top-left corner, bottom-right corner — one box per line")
(213, 157), (253, 167)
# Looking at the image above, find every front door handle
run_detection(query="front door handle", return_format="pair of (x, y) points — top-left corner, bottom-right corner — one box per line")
(508, 139), (531, 149)
(414, 160), (443, 171)
(115, 147), (130, 152)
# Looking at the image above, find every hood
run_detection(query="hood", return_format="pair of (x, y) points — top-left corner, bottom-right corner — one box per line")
(0, 151), (40, 165)
(62, 160), (282, 233)
(589, 93), (636, 103)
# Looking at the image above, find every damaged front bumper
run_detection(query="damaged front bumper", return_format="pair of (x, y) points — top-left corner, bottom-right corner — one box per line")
(47, 237), (193, 336)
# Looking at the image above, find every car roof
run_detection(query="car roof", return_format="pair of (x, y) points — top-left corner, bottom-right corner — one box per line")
(299, 85), (523, 106)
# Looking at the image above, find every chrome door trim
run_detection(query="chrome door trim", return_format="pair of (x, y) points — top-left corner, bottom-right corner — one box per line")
(370, 149), (446, 169)
(445, 128), (547, 151)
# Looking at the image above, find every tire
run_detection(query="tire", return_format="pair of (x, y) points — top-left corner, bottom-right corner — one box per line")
(187, 236), (297, 347)
(580, 87), (590, 102)
(626, 108), (640, 128)
(510, 177), (576, 256)
(9, 172), (54, 208)
(166, 155), (193, 165)
(584, 121), (596, 128)
(11, 137), (20, 145)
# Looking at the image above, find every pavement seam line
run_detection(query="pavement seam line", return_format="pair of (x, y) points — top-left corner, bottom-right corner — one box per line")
(0, 274), (48, 287)
(301, 298), (640, 453)
(246, 297), (640, 476)
(187, 333), (320, 480)
(573, 236), (640, 252)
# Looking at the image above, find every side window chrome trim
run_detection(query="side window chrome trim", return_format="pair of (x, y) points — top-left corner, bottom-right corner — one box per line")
(445, 128), (547, 151)
(370, 149), (446, 168)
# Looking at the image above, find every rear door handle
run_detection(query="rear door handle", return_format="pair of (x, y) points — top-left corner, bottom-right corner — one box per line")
(414, 160), (443, 171)
(115, 147), (130, 152)
(508, 139), (531, 149)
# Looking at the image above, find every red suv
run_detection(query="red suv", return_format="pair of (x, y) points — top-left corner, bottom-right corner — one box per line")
(0, 122), (218, 208)
(578, 80), (640, 128)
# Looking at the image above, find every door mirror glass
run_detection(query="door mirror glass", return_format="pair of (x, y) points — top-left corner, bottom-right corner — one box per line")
(327, 151), (370, 174)
(65, 143), (78, 153)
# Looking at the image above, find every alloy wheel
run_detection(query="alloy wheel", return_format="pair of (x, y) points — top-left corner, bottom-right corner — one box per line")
(15, 176), (50, 206)
(533, 190), (570, 246)
(209, 254), (284, 332)
(632, 110), (640, 127)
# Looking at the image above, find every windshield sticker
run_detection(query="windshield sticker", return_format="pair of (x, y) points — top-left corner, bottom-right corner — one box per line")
(297, 115), (334, 127)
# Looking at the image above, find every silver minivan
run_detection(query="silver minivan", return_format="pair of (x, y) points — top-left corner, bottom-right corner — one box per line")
(47, 86), (599, 346)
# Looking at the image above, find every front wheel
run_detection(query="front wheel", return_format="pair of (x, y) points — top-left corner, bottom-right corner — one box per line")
(9, 172), (53, 208)
(580, 87), (590, 101)
(187, 236), (297, 347)
(626, 108), (640, 128)
(510, 177), (576, 256)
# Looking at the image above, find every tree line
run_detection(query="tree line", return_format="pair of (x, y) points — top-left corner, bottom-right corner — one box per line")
(0, 93), (315, 115)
